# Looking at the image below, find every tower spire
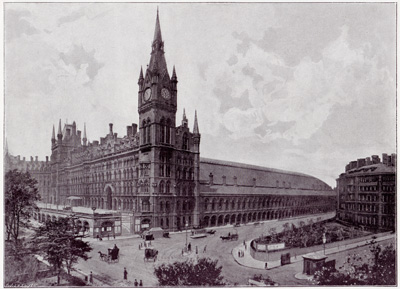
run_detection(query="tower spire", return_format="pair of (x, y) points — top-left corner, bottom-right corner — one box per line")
(153, 7), (162, 44)
(193, 110), (199, 134)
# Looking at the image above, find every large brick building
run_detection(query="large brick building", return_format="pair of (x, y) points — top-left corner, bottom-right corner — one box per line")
(5, 11), (335, 236)
(336, 153), (396, 231)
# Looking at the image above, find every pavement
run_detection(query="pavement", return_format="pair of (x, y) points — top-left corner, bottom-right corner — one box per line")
(232, 231), (395, 274)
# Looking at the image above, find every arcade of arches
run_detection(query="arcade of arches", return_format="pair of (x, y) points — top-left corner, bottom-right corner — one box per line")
(199, 195), (334, 227)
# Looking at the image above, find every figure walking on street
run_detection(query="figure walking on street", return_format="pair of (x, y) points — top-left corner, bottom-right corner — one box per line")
(134, 279), (138, 286)
(124, 267), (128, 280)
(139, 280), (143, 286)
(89, 271), (93, 284)
(203, 245), (207, 253)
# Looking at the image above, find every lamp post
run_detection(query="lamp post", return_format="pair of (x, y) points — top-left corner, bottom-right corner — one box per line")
(92, 207), (97, 238)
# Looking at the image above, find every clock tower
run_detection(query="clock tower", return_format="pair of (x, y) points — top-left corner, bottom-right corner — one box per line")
(138, 9), (177, 148)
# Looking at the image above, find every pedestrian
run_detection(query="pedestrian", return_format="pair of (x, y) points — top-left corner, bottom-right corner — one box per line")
(139, 243), (141, 250)
(89, 271), (93, 284)
(245, 243), (247, 250)
(203, 245), (207, 253)
(108, 234), (110, 240)
(238, 250), (240, 258)
(139, 280), (143, 286)
(228, 232), (231, 237)
(113, 233), (116, 239)
(123, 267), (128, 280)
(181, 249), (184, 255)
(134, 279), (138, 287)
(188, 243), (192, 251)
(96, 234), (99, 240)
(243, 240), (245, 246)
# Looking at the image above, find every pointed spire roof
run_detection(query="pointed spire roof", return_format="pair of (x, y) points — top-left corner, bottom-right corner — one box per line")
(148, 9), (168, 75)
(52, 125), (55, 140)
(83, 123), (87, 140)
(172, 66), (177, 79)
(193, 110), (199, 134)
(183, 108), (187, 119)
(139, 66), (144, 79)
(57, 119), (62, 136)
(153, 7), (162, 44)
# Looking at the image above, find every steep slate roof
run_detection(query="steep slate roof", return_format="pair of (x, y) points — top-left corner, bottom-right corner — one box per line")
(347, 163), (396, 175)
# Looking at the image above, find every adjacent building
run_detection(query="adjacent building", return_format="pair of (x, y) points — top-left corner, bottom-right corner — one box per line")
(336, 153), (396, 231)
(5, 11), (335, 236)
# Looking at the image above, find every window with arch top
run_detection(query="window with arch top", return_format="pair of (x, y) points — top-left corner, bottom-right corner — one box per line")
(182, 133), (189, 150)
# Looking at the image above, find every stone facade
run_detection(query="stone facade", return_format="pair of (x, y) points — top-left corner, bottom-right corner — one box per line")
(336, 153), (396, 231)
(5, 11), (336, 234)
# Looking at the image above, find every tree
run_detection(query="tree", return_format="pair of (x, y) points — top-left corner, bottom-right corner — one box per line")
(5, 169), (40, 243)
(154, 258), (225, 286)
(314, 240), (396, 285)
(31, 217), (92, 285)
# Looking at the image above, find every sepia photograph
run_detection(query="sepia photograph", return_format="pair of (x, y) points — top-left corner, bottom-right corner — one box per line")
(4, 2), (396, 287)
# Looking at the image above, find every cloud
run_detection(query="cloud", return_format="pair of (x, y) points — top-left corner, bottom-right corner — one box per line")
(59, 44), (104, 84)
(5, 9), (39, 41)
(58, 10), (85, 26)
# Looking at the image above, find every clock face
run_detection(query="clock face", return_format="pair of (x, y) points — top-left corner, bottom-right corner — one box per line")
(143, 88), (152, 102)
(161, 88), (171, 100)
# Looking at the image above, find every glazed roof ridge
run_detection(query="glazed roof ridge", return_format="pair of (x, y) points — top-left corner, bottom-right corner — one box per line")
(200, 157), (315, 179)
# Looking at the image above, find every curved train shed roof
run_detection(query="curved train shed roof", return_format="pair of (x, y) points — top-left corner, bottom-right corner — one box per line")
(199, 157), (333, 196)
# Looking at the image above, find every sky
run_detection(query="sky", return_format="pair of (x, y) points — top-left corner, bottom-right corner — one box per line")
(4, 3), (396, 187)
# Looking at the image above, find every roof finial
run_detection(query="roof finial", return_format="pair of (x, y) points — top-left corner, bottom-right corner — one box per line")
(193, 110), (200, 134)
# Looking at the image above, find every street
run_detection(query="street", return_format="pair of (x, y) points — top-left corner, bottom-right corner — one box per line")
(73, 212), (335, 286)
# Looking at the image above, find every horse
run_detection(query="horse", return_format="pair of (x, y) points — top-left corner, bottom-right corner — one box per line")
(98, 251), (107, 261)
(220, 236), (230, 241)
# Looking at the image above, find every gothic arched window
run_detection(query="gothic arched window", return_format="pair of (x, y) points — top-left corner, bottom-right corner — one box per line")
(159, 181), (165, 194)
(160, 118), (165, 143)
(166, 119), (171, 144)
(166, 181), (170, 194)
(146, 118), (151, 144)
(182, 133), (188, 150)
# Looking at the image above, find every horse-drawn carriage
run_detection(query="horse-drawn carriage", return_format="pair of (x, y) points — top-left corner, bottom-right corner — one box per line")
(144, 248), (158, 262)
(220, 233), (239, 241)
(98, 245), (119, 263)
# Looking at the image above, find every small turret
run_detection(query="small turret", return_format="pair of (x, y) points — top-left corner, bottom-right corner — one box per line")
(57, 119), (63, 142)
(138, 66), (144, 86)
(83, 123), (87, 146)
(51, 125), (56, 145)
(171, 66), (178, 91)
(193, 110), (201, 153)
(182, 109), (188, 127)
(193, 110), (199, 135)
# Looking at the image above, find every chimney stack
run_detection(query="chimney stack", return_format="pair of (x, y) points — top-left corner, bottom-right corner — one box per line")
(132, 123), (138, 135)
(35, 156), (38, 162)
(127, 126), (133, 137)
(46, 156), (49, 162)
(109, 123), (113, 135)
(372, 155), (380, 164)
